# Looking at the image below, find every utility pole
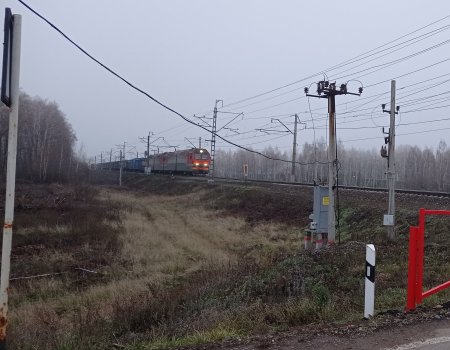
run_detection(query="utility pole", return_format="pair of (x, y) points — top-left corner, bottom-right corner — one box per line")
(199, 137), (201, 148)
(305, 81), (362, 245)
(119, 150), (123, 186)
(291, 114), (299, 182)
(139, 132), (153, 173)
(147, 133), (150, 168)
(109, 149), (112, 171)
(381, 80), (399, 240)
(271, 115), (304, 182)
(208, 99), (222, 183)
(119, 142), (125, 186)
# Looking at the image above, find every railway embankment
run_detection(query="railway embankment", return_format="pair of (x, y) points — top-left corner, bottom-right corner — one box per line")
(3, 174), (450, 349)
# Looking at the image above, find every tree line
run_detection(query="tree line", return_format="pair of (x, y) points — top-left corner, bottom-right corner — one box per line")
(215, 139), (450, 192)
(0, 92), (85, 182)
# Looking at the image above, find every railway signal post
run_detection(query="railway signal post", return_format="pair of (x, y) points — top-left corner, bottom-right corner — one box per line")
(305, 81), (362, 245)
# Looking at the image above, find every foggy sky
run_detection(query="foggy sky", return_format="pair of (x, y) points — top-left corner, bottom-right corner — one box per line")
(3, 0), (450, 161)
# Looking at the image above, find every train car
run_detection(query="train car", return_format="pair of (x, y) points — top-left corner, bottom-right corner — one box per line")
(126, 157), (146, 172)
(149, 148), (210, 175)
(99, 148), (210, 175)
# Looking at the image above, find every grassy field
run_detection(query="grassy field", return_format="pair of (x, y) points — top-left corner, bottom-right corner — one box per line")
(4, 176), (450, 349)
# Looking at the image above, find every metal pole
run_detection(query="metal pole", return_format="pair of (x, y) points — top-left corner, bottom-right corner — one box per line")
(208, 100), (219, 182)
(387, 80), (396, 240)
(327, 93), (336, 245)
(0, 13), (22, 348)
(291, 114), (298, 182)
(199, 137), (201, 148)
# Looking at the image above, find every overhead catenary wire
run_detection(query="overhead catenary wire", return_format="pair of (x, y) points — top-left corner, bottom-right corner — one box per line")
(196, 13), (450, 114)
(17, 0), (327, 166)
(17, 0), (450, 163)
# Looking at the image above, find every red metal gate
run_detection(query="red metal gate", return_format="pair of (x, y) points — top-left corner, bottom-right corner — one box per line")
(406, 208), (450, 311)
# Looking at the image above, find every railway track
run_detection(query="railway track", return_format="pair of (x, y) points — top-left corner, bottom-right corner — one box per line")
(206, 176), (450, 199)
(104, 170), (450, 199)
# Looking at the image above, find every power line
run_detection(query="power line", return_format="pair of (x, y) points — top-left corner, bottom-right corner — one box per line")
(17, 0), (327, 167)
(341, 125), (450, 143)
(201, 13), (450, 111)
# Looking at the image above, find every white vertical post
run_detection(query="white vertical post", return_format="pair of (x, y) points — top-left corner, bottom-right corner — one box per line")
(364, 244), (376, 319)
(0, 13), (22, 347)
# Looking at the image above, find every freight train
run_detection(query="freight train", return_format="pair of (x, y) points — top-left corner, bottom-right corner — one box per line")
(100, 148), (211, 175)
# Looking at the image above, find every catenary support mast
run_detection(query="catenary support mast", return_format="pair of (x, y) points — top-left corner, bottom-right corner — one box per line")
(208, 100), (222, 183)
(291, 114), (298, 182)
(381, 80), (399, 240)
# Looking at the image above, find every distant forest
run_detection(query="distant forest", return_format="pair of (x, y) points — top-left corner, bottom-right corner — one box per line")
(0, 92), (85, 182)
(215, 139), (450, 192)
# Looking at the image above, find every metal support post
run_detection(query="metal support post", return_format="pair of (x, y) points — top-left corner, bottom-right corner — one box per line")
(208, 99), (221, 183)
(0, 12), (22, 348)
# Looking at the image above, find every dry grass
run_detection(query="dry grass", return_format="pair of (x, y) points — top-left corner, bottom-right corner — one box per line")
(102, 190), (297, 279)
(8, 186), (300, 349)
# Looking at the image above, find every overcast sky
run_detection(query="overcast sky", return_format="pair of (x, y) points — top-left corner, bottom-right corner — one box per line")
(3, 0), (450, 160)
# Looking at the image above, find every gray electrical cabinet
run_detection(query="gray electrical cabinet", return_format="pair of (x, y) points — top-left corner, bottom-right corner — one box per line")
(311, 186), (329, 233)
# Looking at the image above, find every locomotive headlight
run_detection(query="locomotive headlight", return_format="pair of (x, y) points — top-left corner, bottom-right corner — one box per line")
(195, 163), (200, 166)
(200, 149), (204, 153)
(204, 163), (208, 167)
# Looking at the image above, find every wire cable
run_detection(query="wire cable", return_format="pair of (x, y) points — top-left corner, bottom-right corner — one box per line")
(203, 13), (450, 111)
(17, 0), (327, 167)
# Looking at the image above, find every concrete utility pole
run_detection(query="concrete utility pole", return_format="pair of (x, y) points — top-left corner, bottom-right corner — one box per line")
(147, 132), (150, 168)
(305, 81), (362, 245)
(271, 115), (304, 182)
(139, 132), (153, 172)
(0, 9), (22, 348)
(199, 137), (201, 148)
(119, 150), (123, 186)
(381, 80), (399, 240)
(109, 149), (112, 171)
(291, 114), (299, 182)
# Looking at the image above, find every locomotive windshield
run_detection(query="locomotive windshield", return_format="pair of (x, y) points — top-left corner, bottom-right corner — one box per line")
(194, 149), (210, 160)
(195, 154), (209, 160)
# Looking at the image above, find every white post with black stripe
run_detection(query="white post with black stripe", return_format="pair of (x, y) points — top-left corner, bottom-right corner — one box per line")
(364, 244), (376, 319)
